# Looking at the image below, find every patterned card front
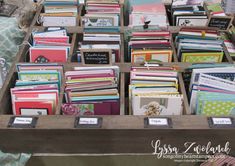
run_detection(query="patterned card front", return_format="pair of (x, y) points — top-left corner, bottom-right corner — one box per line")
(182, 52), (223, 63)
(201, 100), (235, 116)
(185, 55), (221, 63)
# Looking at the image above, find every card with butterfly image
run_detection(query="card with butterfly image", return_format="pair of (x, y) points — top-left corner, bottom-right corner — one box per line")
(81, 15), (119, 27)
(132, 94), (183, 116)
(29, 46), (69, 63)
(176, 15), (208, 26)
(14, 100), (55, 116)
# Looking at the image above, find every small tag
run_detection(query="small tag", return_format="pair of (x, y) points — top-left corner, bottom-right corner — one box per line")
(46, 27), (64, 31)
(13, 117), (33, 125)
(208, 117), (235, 128)
(212, 118), (232, 125)
(79, 118), (98, 125)
(74, 117), (102, 128)
(201, 31), (206, 38)
(144, 117), (172, 128)
(144, 62), (160, 67)
(8, 116), (38, 128)
(148, 118), (168, 126)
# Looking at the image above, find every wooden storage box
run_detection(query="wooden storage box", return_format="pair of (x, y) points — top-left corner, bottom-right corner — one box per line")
(0, 2), (234, 156)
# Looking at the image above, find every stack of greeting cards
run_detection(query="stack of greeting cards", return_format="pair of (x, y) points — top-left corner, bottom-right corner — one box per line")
(206, 3), (226, 16)
(129, 66), (183, 116)
(128, 0), (168, 28)
(30, 28), (71, 63)
(171, 0), (208, 26)
(222, 0), (235, 14)
(175, 28), (224, 63)
(189, 65), (235, 115)
(77, 33), (121, 63)
(10, 64), (63, 115)
(62, 66), (120, 115)
(128, 31), (173, 63)
(220, 32), (235, 58)
(82, 0), (121, 30)
(41, 0), (79, 26)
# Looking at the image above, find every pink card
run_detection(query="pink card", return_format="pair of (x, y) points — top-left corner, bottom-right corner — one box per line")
(30, 47), (68, 63)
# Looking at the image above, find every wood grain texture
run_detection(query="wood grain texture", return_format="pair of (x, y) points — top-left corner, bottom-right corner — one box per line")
(0, 115), (234, 153)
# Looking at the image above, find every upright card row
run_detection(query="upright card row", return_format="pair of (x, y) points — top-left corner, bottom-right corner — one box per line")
(9, 63), (235, 117)
(27, 27), (231, 64)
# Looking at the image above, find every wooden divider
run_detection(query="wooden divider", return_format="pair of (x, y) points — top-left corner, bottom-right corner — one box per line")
(0, 115), (235, 153)
(68, 34), (79, 62)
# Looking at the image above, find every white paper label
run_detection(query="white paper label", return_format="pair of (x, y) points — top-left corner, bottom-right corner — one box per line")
(212, 118), (232, 125)
(79, 118), (98, 125)
(13, 117), (33, 125)
(148, 118), (168, 126)
(79, 0), (84, 4)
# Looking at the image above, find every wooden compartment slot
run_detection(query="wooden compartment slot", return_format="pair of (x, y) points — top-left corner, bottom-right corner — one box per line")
(171, 29), (234, 63)
(0, 115), (234, 153)
(34, 4), (82, 27)
(16, 29), (75, 63)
